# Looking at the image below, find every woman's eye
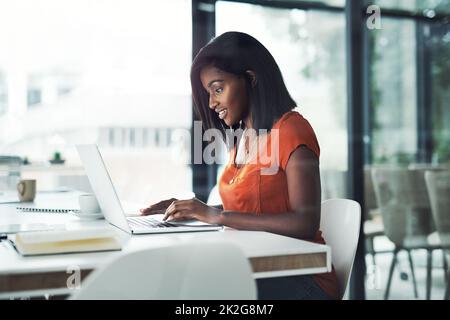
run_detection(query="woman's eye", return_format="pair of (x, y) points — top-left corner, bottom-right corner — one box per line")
(215, 88), (223, 94)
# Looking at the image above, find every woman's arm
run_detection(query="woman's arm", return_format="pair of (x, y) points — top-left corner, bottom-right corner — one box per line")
(163, 145), (322, 240)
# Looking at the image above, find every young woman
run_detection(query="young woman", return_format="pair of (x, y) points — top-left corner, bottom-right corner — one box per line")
(140, 31), (339, 300)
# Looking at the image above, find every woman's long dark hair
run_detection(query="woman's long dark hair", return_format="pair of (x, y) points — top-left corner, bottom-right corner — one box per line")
(190, 31), (296, 140)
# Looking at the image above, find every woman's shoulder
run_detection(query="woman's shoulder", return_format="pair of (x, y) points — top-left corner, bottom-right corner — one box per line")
(273, 110), (313, 133)
(272, 110), (320, 162)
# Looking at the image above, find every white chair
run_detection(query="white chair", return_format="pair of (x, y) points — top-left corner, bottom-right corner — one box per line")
(71, 241), (256, 300)
(207, 184), (222, 206)
(371, 167), (443, 299)
(320, 199), (361, 299)
(363, 165), (385, 268)
(425, 170), (450, 300)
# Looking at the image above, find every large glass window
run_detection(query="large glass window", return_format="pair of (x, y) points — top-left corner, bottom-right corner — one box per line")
(365, 5), (450, 300)
(0, 71), (6, 115)
(374, 0), (450, 15)
(284, 0), (345, 6)
(369, 18), (418, 165)
(429, 21), (450, 164)
(0, 0), (193, 203)
(216, 1), (348, 199)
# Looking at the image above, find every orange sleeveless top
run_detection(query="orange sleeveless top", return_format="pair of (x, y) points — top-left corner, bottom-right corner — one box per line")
(218, 111), (339, 300)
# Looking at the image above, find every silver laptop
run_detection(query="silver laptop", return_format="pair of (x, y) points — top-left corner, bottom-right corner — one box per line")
(76, 144), (223, 234)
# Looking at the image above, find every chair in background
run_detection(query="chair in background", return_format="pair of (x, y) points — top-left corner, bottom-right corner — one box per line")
(320, 199), (361, 299)
(409, 167), (448, 299)
(371, 167), (442, 299)
(425, 170), (450, 300)
(363, 165), (385, 268)
(321, 168), (383, 270)
(407, 163), (448, 235)
(71, 241), (257, 300)
(409, 163), (449, 171)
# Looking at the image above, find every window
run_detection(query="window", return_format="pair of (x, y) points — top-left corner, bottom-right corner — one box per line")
(430, 21), (450, 163)
(283, 0), (345, 6)
(0, 0), (193, 203)
(369, 18), (418, 165)
(0, 72), (8, 115)
(374, 0), (450, 15)
(216, 1), (348, 199)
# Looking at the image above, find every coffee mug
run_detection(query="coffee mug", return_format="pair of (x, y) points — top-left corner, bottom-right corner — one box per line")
(79, 194), (101, 214)
(17, 179), (37, 202)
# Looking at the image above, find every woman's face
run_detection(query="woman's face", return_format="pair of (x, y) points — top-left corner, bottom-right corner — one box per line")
(200, 66), (250, 127)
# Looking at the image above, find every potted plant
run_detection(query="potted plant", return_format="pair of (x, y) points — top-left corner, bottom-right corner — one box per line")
(50, 151), (65, 164)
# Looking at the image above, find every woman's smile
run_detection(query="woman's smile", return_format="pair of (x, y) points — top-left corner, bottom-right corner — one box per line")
(216, 108), (228, 120)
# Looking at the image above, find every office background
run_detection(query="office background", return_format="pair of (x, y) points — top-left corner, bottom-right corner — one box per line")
(0, 0), (449, 300)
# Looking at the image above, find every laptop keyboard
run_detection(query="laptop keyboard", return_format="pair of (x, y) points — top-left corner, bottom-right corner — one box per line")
(127, 216), (176, 229)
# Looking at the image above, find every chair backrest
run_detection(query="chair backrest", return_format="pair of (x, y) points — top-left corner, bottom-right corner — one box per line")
(364, 165), (378, 218)
(320, 199), (361, 299)
(371, 167), (434, 247)
(207, 184), (222, 206)
(425, 170), (450, 252)
(409, 163), (449, 170)
(71, 241), (256, 300)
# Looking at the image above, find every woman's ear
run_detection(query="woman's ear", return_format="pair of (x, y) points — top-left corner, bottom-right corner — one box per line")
(245, 70), (257, 88)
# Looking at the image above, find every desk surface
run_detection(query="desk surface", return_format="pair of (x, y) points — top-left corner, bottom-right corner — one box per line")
(0, 192), (331, 298)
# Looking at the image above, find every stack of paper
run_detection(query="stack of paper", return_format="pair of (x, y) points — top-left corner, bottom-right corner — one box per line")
(12, 227), (122, 256)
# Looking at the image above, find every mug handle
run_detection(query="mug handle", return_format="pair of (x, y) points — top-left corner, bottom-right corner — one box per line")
(17, 181), (26, 196)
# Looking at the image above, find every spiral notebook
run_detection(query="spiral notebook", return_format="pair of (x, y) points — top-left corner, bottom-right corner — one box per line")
(16, 200), (80, 214)
(16, 206), (80, 214)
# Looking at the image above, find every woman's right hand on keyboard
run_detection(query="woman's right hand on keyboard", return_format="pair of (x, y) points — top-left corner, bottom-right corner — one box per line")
(140, 198), (178, 216)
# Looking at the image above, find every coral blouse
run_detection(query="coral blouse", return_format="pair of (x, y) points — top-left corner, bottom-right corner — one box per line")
(218, 111), (339, 300)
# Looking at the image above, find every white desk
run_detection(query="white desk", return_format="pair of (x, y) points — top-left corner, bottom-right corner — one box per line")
(0, 192), (331, 299)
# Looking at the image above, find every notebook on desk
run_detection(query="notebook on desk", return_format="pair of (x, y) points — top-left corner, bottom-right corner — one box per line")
(15, 195), (80, 214)
(16, 206), (80, 214)
(10, 227), (122, 256)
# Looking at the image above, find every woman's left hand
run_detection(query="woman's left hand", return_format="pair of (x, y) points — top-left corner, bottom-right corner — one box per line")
(163, 198), (222, 225)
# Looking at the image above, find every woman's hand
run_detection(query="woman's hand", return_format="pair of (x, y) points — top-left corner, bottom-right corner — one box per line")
(163, 198), (223, 225)
(140, 198), (178, 216)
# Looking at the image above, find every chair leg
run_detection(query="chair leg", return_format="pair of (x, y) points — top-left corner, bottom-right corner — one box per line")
(384, 248), (398, 300)
(426, 249), (433, 300)
(407, 249), (418, 299)
(371, 238), (377, 267)
(443, 252), (448, 284)
(445, 270), (450, 300)
(366, 236), (376, 266)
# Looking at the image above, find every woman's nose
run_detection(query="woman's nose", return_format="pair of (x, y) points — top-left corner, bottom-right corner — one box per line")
(209, 96), (218, 110)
